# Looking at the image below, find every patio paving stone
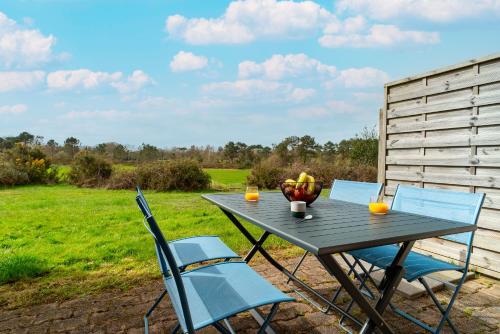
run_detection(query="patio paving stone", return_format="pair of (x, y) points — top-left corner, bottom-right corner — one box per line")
(0, 255), (498, 333)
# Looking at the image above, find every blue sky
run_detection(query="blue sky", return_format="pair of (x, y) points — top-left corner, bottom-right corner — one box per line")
(1, 0), (499, 148)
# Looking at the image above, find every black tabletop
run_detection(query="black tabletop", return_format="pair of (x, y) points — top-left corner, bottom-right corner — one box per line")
(202, 192), (476, 255)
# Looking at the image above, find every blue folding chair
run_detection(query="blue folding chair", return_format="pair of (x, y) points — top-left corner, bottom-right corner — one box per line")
(345, 185), (485, 333)
(136, 194), (294, 334)
(287, 180), (383, 312)
(136, 187), (241, 331)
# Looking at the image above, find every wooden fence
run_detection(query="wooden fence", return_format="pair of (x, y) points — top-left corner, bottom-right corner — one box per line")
(379, 53), (500, 278)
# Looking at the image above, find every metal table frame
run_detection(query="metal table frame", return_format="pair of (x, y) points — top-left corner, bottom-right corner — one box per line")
(203, 193), (476, 334)
(221, 208), (407, 334)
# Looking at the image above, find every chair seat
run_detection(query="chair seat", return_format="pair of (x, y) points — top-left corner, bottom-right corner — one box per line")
(349, 245), (463, 282)
(168, 236), (240, 268)
(165, 262), (294, 331)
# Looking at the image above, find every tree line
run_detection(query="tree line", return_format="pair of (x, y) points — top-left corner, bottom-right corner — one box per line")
(0, 127), (378, 169)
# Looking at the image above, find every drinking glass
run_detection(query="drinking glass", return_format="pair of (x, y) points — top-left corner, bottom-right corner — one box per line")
(369, 195), (388, 215)
(245, 186), (260, 202)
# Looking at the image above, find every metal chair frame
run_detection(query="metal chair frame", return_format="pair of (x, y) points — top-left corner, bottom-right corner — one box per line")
(136, 188), (241, 333)
(286, 180), (383, 313)
(339, 185), (485, 334)
(136, 194), (287, 334)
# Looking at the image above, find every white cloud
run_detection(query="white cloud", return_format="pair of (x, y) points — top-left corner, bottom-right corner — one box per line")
(288, 87), (316, 102)
(0, 104), (27, 114)
(0, 11), (57, 68)
(352, 92), (383, 102)
(165, 0), (333, 44)
(63, 109), (136, 120)
(288, 99), (363, 118)
(46, 69), (152, 93)
(0, 70), (45, 92)
(238, 53), (336, 80)
(326, 100), (364, 113)
(170, 51), (208, 72)
(165, 0), (442, 48)
(320, 24), (439, 48)
(137, 96), (171, 110)
(336, 0), (500, 22)
(111, 70), (153, 93)
(202, 79), (290, 98)
(202, 78), (313, 103)
(47, 69), (122, 90)
(336, 67), (390, 87)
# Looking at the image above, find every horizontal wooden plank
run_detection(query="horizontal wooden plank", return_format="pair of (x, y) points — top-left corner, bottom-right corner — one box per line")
(386, 170), (500, 188)
(477, 146), (500, 156)
(477, 187), (500, 210)
(387, 91), (500, 118)
(388, 68), (500, 103)
(387, 113), (500, 134)
(387, 133), (500, 149)
(483, 193), (500, 210)
(385, 53), (500, 87)
(385, 154), (500, 167)
(413, 238), (500, 277)
(477, 208), (500, 231)
(474, 229), (500, 253)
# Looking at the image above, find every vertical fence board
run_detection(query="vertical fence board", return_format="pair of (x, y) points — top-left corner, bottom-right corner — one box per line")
(380, 53), (500, 278)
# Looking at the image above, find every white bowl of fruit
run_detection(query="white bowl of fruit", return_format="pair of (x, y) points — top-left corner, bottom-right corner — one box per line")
(279, 172), (323, 206)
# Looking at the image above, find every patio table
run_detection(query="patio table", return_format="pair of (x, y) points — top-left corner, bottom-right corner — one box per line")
(202, 192), (476, 334)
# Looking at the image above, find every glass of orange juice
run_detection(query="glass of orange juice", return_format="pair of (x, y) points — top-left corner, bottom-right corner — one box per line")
(245, 186), (260, 202)
(369, 196), (388, 215)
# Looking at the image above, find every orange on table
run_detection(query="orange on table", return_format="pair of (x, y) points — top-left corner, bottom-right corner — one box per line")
(369, 202), (389, 215)
(245, 192), (260, 201)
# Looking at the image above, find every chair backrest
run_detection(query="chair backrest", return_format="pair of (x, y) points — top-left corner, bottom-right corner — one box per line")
(392, 185), (485, 247)
(135, 187), (169, 275)
(330, 180), (383, 205)
(136, 186), (152, 216)
(135, 193), (195, 333)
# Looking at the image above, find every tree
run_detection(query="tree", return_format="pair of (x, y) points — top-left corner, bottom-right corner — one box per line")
(112, 144), (128, 161)
(296, 135), (319, 163)
(223, 141), (238, 163)
(336, 127), (378, 166)
(64, 137), (80, 158)
(46, 139), (59, 159)
(138, 143), (160, 161)
(350, 127), (378, 166)
(17, 131), (35, 145)
(274, 136), (299, 164)
(95, 143), (107, 155)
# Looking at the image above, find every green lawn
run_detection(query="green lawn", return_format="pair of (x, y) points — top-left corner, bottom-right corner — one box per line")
(205, 168), (250, 189)
(0, 183), (296, 308)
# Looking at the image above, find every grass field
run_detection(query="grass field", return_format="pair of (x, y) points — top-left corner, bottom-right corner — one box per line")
(0, 169), (294, 308)
(205, 168), (250, 189)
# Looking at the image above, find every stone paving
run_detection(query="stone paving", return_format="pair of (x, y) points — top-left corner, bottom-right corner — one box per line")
(0, 255), (499, 334)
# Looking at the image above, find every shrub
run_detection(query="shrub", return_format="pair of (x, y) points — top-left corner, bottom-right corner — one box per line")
(247, 156), (284, 189)
(310, 160), (377, 185)
(69, 151), (112, 187)
(0, 144), (57, 186)
(136, 159), (211, 191)
(0, 160), (29, 186)
(248, 156), (377, 190)
(106, 170), (138, 190)
(0, 255), (49, 284)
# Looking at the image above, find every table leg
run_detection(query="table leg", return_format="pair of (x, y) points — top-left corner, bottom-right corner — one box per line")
(317, 254), (393, 334)
(220, 208), (364, 327)
(245, 231), (271, 262)
(359, 241), (414, 334)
